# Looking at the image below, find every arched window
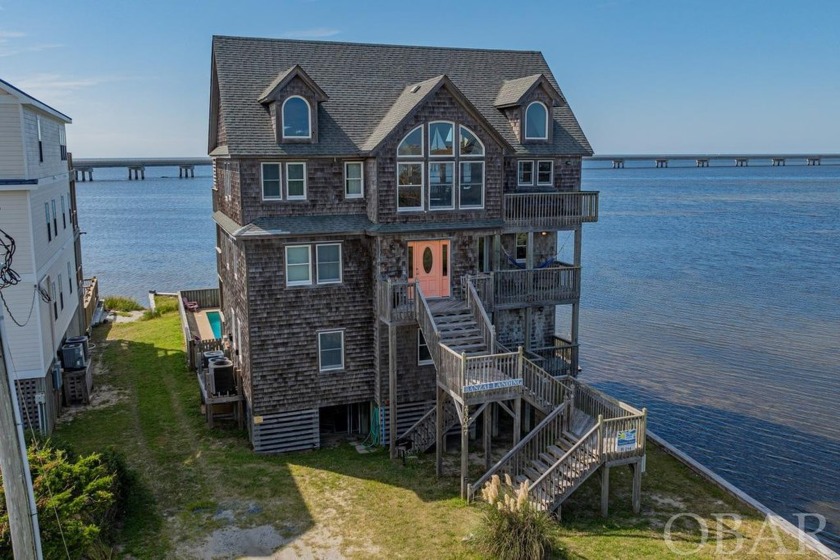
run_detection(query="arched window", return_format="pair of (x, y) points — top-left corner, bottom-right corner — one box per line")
(524, 101), (548, 140)
(459, 126), (484, 156)
(397, 125), (423, 157)
(282, 96), (311, 139)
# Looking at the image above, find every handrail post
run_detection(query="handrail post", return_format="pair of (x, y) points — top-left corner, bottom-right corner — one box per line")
(596, 414), (604, 458)
(460, 351), (467, 397)
(640, 407), (647, 456)
(517, 346), (524, 381)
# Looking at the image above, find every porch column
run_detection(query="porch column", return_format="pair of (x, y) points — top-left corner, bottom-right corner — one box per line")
(388, 324), (397, 460)
(483, 403), (493, 470)
(601, 465), (610, 517)
(436, 386), (444, 477)
(461, 405), (470, 499)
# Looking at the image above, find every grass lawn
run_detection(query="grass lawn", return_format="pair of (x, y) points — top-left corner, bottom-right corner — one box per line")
(53, 310), (823, 559)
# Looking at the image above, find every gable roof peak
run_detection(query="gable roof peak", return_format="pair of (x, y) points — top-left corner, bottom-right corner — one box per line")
(258, 64), (329, 104)
(494, 73), (564, 109)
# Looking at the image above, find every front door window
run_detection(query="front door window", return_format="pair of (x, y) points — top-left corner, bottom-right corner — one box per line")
(408, 240), (450, 298)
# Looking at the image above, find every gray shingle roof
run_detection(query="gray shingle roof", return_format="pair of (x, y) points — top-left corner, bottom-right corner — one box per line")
(495, 75), (546, 108)
(211, 36), (593, 158)
(217, 212), (373, 238)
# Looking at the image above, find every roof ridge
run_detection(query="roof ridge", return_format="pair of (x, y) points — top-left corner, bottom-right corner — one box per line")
(212, 34), (543, 55)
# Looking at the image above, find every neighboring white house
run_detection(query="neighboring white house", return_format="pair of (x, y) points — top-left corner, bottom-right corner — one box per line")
(0, 78), (86, 433)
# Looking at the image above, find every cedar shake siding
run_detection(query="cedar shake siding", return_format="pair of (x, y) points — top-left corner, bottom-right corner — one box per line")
(208, 36), (596, 453)
(245, 236), (375, 414)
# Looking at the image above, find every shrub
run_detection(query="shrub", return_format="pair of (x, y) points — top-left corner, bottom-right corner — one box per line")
(104, 295), (144, 312)
(0, 442), (129, 558)
(154, 296), (179, 315)
(475, 474), (555, 560)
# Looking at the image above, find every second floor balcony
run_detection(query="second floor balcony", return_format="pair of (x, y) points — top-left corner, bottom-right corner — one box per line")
(471, 263), (581, 310)
(504, 191), (599, 231)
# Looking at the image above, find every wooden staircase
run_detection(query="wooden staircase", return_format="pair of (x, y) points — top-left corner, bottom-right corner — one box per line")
(397, 400), (459, 455)
(428, 299), (489, 356)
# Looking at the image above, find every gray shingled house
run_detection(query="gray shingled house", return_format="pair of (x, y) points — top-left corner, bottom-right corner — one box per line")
(209, 36), (645, 511)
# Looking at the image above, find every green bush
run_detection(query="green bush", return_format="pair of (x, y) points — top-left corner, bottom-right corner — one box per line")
(104, 295), (144, 312)
(0, 442), (130, 558)
(475, 474), (556, 560)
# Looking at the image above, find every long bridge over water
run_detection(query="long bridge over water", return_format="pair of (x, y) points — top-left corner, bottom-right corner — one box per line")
(72, 157), (211, 180)
(70, 154), (838, 181)
(589, 153), (838, 168)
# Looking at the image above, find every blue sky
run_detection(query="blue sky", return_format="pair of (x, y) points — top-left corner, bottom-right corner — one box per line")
(1, 0), (838, 157)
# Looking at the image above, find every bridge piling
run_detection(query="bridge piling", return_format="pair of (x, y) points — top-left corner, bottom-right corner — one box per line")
(806, 157), (821, 166)
(655, 159), (668, 168)
(735, 158), (749, 167)
(772, 158), (785, 166)
(696, 159), (709, 167)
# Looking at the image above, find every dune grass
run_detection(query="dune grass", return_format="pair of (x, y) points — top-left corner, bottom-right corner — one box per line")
(52, 310), (823, 559)
(103, 295), (144, 312)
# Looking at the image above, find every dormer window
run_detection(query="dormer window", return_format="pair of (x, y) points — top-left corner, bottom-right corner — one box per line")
(525, 101), (548, 140)
(282, 96), (311, 139)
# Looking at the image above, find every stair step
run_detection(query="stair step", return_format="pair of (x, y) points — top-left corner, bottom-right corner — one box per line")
(547, 445), (567, 460)
(539, 452), (557, 466)
(515, 474), (529, 486)
(432, 311), (471, 322)
(523, 466), (542, 482)
(441, 335), (484, 346)
(448, 343), (488, 354)
(531, 458), (550, 472)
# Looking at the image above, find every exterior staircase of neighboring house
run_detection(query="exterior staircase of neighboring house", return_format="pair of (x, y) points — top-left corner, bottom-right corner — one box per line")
(395, 276), (647, 515)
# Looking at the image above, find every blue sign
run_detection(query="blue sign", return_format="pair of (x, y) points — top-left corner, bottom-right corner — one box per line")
(463, 378), (523, 394)
(617, 429), (637, 451)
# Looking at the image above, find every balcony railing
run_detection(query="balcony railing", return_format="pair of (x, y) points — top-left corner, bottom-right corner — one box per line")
(527, 336), (579, 377)
(504, 191), (599, 230)
(493, 264), (580, 309)
(82, 277), (99, 330)
(377, 278), (416, 324)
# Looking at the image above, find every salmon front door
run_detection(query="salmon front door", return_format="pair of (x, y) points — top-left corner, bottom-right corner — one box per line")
(409, 240), (450, 298)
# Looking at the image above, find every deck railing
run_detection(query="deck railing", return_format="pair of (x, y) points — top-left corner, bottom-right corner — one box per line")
(415, 286), (443, 370)
(519, 348), (574, 412)
(377, 278), (416, 323)
(82, 277), (99, 330)
(528, 336), (579, 377)
(504, 191), (599, 229)
(492, 264), (580, 308)
(462, 276), (495, 354)
(467, 399), (572, 501)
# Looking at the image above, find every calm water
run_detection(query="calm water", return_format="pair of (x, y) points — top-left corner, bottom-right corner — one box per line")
(579, 164), (840, 546)
(76, 163), (840, 545)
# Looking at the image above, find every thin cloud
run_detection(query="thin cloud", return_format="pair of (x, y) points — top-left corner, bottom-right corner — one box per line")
(11, 73), (130, 103)
(0, 30), (61, 57)
(282, 27), (340, 39)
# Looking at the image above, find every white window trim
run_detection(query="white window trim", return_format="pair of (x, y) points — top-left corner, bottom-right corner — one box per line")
(397, 125), (424, 158)
(537, 160), (554, 186)
(397, 162), (424, 212)
(518, 160), (535, 186)
(285, 162), (307, 200)
(428, 161), (455, 211)
(281, 95), (312, 140)
(261, 162), (282, 201)
(418, 330), (433, 366)
(285, 245), (312, 287)
(67, 261), (73, 294)
(428, 120), (455, 158)
(223, 162), (232, 200)
(318, 330), (345, 372)
(316, 243), (343, 285)
(516, 233), (528, 263)
(524, 101), (549, 140)
(458, 125), (485, 157)
(459, 160), (485, 210)
(344, 161), (364, 199)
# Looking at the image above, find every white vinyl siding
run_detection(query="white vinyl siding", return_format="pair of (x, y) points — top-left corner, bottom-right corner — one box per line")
(0, 103), (25, 178)
(22, 108), (67, 178)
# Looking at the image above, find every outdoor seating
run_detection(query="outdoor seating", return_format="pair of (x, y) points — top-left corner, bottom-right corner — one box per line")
(182, 296), (199, 312)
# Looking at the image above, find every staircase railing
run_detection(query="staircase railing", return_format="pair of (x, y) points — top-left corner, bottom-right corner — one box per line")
(529, 420), (602, 512)
(463, 275), (495, 354)
(378, 278), (416, 323)
(519, 349), (574, 412)
(415, 285), (442, 369)
(467, 399), (571, 501)
(398, 400), (459, 454)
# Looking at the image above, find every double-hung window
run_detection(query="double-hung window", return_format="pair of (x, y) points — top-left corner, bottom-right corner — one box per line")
(58, 274), (64, 310)
(51, 281), (57, 318)
(316, 244), (342, 284)
(61, 195), (66, 229)
(51, 200), (57, 237)
(537, 161), (554, 186)
(223, 162), (232, 199)
(428, 162), (454, 209)
(518, 161), (534, 186)
(285, 245), (311, 286)
(59, 126), (67, 160)
(67, 262), (73, 294)
(318, 330), (344, 371)
(286, 163), (307, 200)
(345, 162), (363, 198)
(397, 163), (423, 211)
(37, 116), (43, 162)
(262, 163), (281, 200)
(45, 203), (51, 241)
(516, 233), (528, 262)
(459, 161), (484, 209)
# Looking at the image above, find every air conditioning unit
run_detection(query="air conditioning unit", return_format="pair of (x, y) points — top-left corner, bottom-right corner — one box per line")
(209, 357), (235, 395)
(65, 336), (90, 361)
(61, 343), (85, 370)
(202, 350), (225, 370)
